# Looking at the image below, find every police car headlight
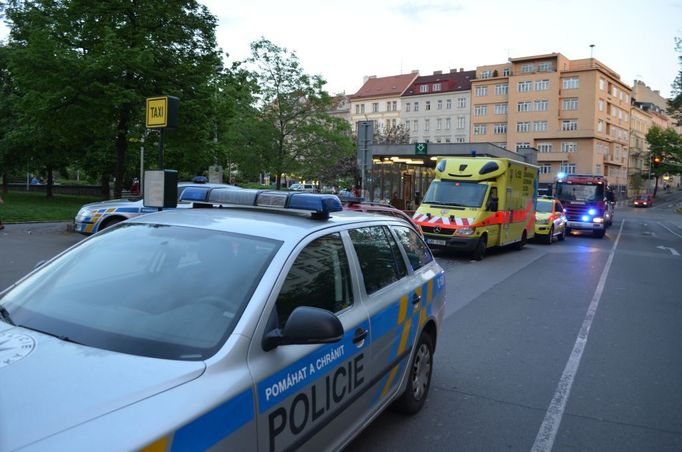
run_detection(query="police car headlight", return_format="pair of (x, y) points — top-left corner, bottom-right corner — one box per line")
(76, 208), (93, 221)
(457, 227), (475, 235)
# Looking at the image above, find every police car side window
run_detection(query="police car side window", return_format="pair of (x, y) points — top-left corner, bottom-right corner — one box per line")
(349, 226), (407, 295)
(393, 226), (433, 271)
(275, 233), (353, 328)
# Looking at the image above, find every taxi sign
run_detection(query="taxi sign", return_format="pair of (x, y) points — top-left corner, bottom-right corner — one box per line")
(146, 96), (179, 128)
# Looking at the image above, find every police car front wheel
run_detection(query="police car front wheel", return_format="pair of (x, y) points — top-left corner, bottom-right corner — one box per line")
(391, 332), (434, 414)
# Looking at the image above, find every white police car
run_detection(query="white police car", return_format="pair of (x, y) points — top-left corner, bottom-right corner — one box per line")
(73, 182), (238, 235)
(1, 191), (446, 451)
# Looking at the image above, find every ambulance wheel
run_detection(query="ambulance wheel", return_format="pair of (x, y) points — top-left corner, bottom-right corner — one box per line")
(514, 230), (527, 250)
(472, 235), (487, 261)
(545, 227), (554, 245)
(392, 332), (433, 415)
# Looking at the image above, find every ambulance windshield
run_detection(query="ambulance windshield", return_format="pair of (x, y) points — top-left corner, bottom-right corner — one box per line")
(423, 180), (488, 208)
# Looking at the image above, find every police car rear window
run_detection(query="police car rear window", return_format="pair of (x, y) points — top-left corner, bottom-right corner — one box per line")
(2, 223), (282, 360)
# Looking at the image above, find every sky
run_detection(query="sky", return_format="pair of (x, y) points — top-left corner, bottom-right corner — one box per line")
(2, 0), (681, 98)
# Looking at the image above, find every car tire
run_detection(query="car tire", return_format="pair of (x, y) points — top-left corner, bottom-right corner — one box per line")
(514, 230), (527, 250)
(558, 227), (566, 241)
(472, 235), (487, 261)
(594, 229), (605, 239)
(545, 227), (554, 245)
(391, 332), (434, 415)
(99, 217), (124, 232)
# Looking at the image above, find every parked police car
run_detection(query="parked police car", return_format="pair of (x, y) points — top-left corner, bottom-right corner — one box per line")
(73, 182), (238, 235)
(0, 191), (446, 451)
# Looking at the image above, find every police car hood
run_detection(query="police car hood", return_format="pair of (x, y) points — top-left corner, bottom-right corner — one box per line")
(0, 325), (205, 451)
(82, 198), (143, 210)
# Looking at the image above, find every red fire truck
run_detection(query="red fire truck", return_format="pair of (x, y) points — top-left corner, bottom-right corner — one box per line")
(554, 174), (615, 238)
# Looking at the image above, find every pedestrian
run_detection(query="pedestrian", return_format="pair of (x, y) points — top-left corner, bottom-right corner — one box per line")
(352, 184), (361, 198)
(0, 194), (4, 230)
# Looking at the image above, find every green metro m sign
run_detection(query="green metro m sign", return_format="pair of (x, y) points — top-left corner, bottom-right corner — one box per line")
(415, 142), (428, 155)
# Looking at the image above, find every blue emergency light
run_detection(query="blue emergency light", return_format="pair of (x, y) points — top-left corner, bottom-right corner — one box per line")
(204, 189), (342, 218)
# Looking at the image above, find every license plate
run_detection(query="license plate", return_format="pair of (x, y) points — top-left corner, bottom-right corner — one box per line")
(426, 239), (447, 246)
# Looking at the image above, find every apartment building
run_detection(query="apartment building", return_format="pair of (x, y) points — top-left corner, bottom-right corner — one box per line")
(470, 53), (632, 191)
(348, 72), (419, 134)
(401, 69), (475, 144)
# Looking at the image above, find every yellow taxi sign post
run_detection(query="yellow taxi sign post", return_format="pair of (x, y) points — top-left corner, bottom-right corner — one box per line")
(146, 96), (179, 129)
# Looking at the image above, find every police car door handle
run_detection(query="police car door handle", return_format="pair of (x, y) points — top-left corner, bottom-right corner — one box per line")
(352, 328), (368, 344)
(412, 294), (421, 305)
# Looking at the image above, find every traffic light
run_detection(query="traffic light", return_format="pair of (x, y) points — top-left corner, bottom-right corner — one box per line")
(652, 154), (663, 166)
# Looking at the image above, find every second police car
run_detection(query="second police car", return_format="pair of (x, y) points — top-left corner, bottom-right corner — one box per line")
(0, 190), (446, 451)
(533, 197), (567, 244)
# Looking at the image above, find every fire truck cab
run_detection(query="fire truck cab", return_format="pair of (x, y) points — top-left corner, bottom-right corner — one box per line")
(554, 174), (615, 238)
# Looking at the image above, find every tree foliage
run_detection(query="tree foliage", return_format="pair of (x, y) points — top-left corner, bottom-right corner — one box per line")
(248, 38), (352, 189)
(645, 125), (682, 196)
(669, 37), (682, 127)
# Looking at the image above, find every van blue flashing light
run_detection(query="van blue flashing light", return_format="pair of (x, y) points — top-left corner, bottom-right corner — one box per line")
(557, 172), (567, 179)
(180, 187), (210, 201)
(581, 215), (590, 222)
(588, 208), (597, 215)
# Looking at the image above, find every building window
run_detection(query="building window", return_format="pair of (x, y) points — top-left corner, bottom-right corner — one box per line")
(495, 103), (508, 115)
(437, 100), (443, 110)
(372, 103), (379, 113)
(540, 164), (552, 174)
(493, 123), (507, 134)
(445, 118), (451, 130)
(534, 100), (548, 112)
(457, 97), (466, 108)
(474, 105), (488, 116)
(538, 62), (553, 72)
(419, 85), (428, 93)
(598, 99), (604, 112)
(473, 124), (487, 135)
(599, 78), (605, 90)
(495, 83), (508, 95)
(562, 98), (578, 111)
(392, 101), (397, 111)
(562, 77), (579, 89)
(503, 68), (511, 76)
(355, 105), (360, 114)
(481, 70), (493, 79)
(445, 138), (451, 143)
(446, 99), (452, 109)
(560, 163), (576, 174)
(534, 121), (548, 132)
(456, 136), (465, 143)
(516, 122), (530, 133)
(436, 119), (442, 130)
(424, 119), (430, 132)
(457, 116), (465, 129)
(535, 79), (549, 90)
(538, 143), (553, 153)
(432, 82), (442, 92)
(475, 85), (488, 96)
(405, 121), (410, 131)
(516, 142), (530, 151)
(405, 102), (411, 112)
(597, 120), (604, 132)
(517, 101), (531, 112)
(414, 102), (419, 112)
(425, 101), (431, 111)
(521, 63), (534, 73)
(413, 120), (418, 132)
(561, 142), (577, 152)
(360, 104), (365, 113)
(562, 119), (578, 131)
(518, 81), (532, 92)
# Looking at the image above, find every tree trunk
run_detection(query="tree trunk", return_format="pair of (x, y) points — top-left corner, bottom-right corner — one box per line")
(100, 174), (110, 199)
(114, 103), (132, 199)
(46, 166), (54, 197)
(2, 171), (7, 193)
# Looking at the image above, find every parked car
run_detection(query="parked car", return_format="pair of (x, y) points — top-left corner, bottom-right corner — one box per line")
(633, 194), (653, 207)
(341, 197), (422, 234)
(1, 192), (445, 451)
(74, 182), (238, 235)
(534, 197), (567, 244)
(289, 183), (316, 192)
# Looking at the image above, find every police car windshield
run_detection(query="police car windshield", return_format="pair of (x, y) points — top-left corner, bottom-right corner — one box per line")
(1, 223), (281, 360)
(536, 201), (553, 213)
(423, 180), (487, 208)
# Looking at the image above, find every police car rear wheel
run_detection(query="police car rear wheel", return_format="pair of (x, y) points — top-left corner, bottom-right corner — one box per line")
(558, 227), (566, 241)
(545, 227), (553, 245)
(392, 333), (433, 414)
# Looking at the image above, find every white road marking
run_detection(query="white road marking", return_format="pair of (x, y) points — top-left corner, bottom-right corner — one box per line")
(658, 222), (682, 239)
(531, 220), (625, 452)
(656, 245), (680, 256)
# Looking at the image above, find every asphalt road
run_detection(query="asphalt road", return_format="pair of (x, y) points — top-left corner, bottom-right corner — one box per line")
(1, 193), (681, 451)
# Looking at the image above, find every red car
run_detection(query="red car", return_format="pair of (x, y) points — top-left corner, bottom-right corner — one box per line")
(633, 194), (653, 207)
(341, 198), (422, 234)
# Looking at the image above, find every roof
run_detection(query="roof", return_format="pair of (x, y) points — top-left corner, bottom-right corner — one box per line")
(349, 73), (419, 100)
(403, 70), (476, 97)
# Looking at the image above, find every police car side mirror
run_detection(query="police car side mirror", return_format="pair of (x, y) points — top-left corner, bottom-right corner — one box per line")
(262, 306), (344, 351)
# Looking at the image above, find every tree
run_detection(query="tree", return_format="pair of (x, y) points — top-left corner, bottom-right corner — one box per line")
(248, 38), (353, 189)
(645, 125), (682, 196)
(373, 123), (411, 145)
(669, 37), (682, 127)
(4, 0), (223, 197)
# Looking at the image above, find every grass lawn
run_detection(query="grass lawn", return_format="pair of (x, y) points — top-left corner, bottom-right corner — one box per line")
(1, 191), (103, 223)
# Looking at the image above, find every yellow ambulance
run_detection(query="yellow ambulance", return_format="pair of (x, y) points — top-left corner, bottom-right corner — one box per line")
(413, 157), (538, 260)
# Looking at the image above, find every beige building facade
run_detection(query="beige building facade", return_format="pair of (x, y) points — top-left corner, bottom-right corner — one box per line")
(470, 53), (632, 192)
